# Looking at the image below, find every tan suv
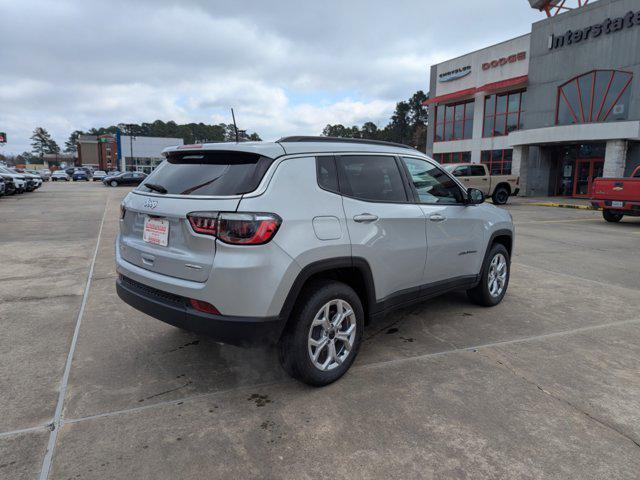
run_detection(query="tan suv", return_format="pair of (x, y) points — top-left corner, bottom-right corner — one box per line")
(443, 163), (519, 205)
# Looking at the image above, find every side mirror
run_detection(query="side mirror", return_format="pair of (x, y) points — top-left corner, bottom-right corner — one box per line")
(466, 188), (485, 205)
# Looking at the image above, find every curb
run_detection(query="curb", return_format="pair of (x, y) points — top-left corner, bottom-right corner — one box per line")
(523, 202), (600, 211)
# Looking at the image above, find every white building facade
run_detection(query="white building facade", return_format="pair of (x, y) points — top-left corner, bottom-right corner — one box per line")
(117, 135), (184, 173)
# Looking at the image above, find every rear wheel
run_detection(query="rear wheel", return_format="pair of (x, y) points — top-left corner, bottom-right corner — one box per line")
(467, 243), (510, 306)
(603, 210), (623, 223)
(279, 280), (364, 386)
(492, 185), (510, 205)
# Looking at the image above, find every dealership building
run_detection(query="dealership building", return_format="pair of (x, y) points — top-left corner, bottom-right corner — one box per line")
(426, 0), (640, 196)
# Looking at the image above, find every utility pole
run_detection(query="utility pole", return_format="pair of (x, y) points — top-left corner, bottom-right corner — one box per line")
(231, 108), (239, 143)
(125, 124), (136, 172)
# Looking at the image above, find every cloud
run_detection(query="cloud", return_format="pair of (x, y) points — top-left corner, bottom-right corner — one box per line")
(0, 0), (541, 154)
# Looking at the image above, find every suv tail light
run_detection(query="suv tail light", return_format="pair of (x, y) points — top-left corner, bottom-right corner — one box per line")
(187, 212), (281, 245)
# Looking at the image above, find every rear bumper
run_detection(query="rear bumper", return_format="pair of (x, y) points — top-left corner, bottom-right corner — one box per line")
(591, 199), (640, 215)
(116, 275), (283, 346)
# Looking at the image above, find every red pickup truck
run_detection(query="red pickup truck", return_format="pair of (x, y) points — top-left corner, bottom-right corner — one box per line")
(591, 166), (640, 222)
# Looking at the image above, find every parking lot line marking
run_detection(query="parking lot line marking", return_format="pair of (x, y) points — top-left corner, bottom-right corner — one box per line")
(513, 262), (640, 293)
(37, 194), (110, 480)
(57, 316), (640, 429)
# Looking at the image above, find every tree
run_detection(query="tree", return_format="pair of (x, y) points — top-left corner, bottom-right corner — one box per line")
(386, 102), (412, 144)
(322, 124), (361, 138)
(360, 122), (379, 139)
(30, 127), (60, 157)
(319, 90), (429, 150)
(65, 130), (83, 153)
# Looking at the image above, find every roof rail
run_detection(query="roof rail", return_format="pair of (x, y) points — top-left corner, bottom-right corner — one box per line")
(276, 136), (416, 150)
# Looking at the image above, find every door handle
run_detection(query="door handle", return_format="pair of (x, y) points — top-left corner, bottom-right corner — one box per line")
(482, 178), (488, 181)
(463, 178), (470, 181)
(429, 214), (446, 223)
(353, 213), (379, 223)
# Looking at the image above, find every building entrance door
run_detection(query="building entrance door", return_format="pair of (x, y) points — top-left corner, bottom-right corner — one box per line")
(573, 159), (604, 197)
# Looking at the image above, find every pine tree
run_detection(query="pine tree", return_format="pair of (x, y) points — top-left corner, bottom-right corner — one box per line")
(65, 130), (83, 153)
(30, 127), (60, 157)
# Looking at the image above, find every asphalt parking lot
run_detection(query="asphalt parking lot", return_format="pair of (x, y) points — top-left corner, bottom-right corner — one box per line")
(2, 181), (639, 479)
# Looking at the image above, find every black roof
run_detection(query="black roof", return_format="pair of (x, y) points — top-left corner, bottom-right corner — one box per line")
(276, 136), (416, 151)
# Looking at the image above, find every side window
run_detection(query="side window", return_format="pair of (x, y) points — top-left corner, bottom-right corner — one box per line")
(469, 165), (486, 176)
(401, 157), (464, 205)
(123, 173), (133, 179)
(453, 166), (470, 177)
(316, 156), (339, 193)
(337, 155), (407, 203)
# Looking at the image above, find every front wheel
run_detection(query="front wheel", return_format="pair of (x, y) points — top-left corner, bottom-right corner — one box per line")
(603, 210), (623, 223)
(279, 280), (364, 386)
(110, 180), (118, 187)
(467, 243), (510, 306)
(492, 186), (510, 205)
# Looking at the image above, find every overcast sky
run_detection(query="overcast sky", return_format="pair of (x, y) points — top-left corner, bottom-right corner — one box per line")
(0, 0), (542, 154)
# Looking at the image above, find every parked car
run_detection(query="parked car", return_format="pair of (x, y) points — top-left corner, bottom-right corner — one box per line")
(591, 165), (640, 222)
(38, 169), (52, 181)
(0, 166), (27, 193)
(72, 169), (90, 181)
(92, 170), (107, 181)
(115, 137), (514, 386)
(104, 171), (147, 187)
(13, 169), (42, 190)
(0, 176), (5, 197)
(51, 170), (70, 181)
(442, 163), (519, 205)
(1, 174), (16, 195)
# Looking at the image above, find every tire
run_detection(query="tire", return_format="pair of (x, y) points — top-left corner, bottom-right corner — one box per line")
(467, 243), (510, 307)
(492, 185), (510, 205)
(278, 280), (364, 386)
(110, 180), (118, 187)
(603, 210), (623, 223)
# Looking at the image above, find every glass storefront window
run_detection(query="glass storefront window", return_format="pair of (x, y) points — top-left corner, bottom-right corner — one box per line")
(483, 90), (525, 138)
(557, 70), (633, 125)
(480, 149), (513, 175)
(434, 100), (474, 142)
(434, 152), (471, 164)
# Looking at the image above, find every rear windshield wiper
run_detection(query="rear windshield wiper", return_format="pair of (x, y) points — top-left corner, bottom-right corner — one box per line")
(144, 183), (167, 194)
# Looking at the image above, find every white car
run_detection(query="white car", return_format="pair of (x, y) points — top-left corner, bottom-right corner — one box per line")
(51, 170), (70, 181)
(0, 166), (27, 193)
(38, 169), (52, 181)
(92, 170), (107, 181)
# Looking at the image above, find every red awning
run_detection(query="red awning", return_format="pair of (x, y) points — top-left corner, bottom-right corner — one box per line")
(423, 88), (476, 106)
(423, 75), (529, 106)
(477, 75), (528, 94)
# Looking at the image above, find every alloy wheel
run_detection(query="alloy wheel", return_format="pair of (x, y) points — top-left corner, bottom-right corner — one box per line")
(487, 253), (508, 298)
(307, 299), (357, 371)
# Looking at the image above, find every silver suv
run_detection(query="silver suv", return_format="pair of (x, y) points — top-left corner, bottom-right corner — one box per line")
(116, 137), (514, 385)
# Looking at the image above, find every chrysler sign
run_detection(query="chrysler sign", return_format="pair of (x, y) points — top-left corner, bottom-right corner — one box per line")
(549, 10), (640, 50)
(438, 65), (471, 83)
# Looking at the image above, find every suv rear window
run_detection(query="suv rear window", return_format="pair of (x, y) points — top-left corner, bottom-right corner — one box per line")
(136, 151), (274, 196)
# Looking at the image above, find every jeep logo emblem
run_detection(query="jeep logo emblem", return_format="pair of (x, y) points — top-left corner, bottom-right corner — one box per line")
(144, 198), (158, 209)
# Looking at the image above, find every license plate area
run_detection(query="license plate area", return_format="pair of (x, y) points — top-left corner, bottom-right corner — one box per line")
(143, 216), (169, 247)
(611, 201), (624, 208)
